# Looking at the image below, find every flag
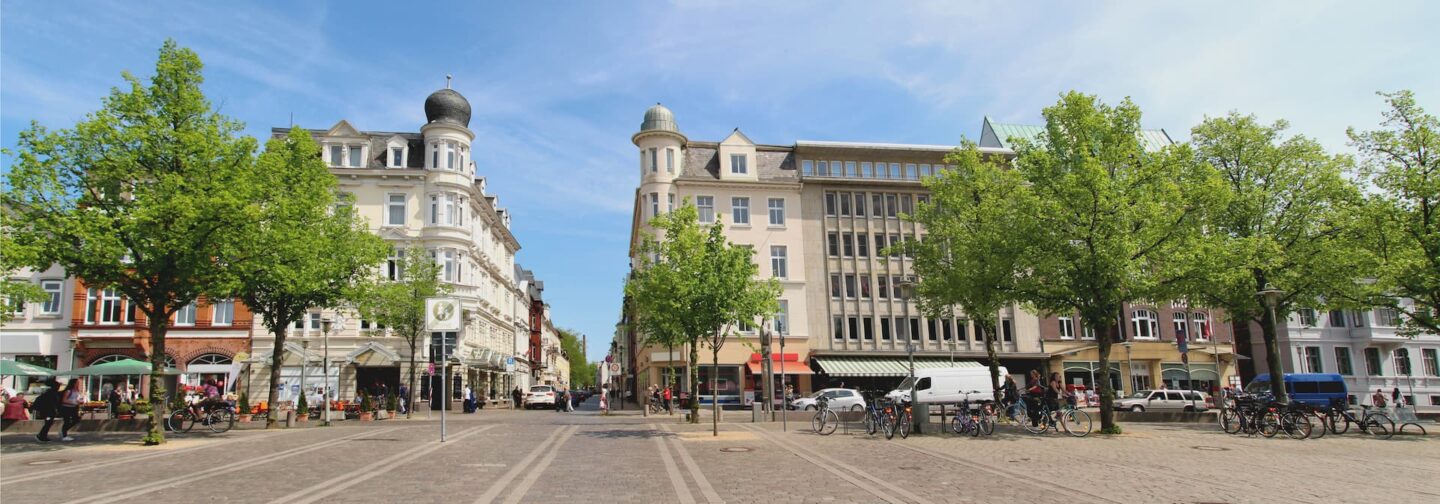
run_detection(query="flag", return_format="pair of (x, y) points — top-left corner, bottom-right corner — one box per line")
(1176, 320), (1189, 354)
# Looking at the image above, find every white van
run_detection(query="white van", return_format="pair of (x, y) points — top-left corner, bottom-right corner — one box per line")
(886, 366), (1008, 404)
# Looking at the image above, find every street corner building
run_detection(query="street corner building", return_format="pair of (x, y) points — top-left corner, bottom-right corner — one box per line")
(613, 108), (1246, 404)
(242, 84), (568, 409)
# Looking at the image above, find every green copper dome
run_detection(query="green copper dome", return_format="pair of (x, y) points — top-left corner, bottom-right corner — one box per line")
(640, 103), (679, 133)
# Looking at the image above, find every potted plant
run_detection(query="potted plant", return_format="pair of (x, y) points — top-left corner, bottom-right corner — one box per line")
(386, 392), (398, 417)
(237, 393), (252, 423)
(358, 394), (374, 421)
(295, 394), (310, 423)
(115, 402), (136, 420)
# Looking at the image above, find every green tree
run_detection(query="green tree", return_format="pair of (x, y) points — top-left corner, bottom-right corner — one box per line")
(696, 222), (781, 436)
(1012, 92), (1219, 434)
(1348, 90), (1440, 336)
(355, 245), (449, 418)
(623, 236), (689, 415)
(907, 141), (1038, 400)
(233, 127), (389, 429)
(1185, 113), (1364, 402)
(558, 328), (594, 388)
(0, 229), (47, 325)
(2, 41), (257, 445)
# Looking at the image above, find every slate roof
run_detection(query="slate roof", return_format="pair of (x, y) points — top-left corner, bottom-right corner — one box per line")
(678, 144), (798, 183)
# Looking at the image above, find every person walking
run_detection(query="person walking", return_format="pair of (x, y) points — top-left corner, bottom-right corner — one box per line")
(565, 387), (576, 412)
(1392, 387), (1403, 408)
(463, 384), (474, 413)
(662, 385), (673, 413)
(1002, 374), (1020, 421)
(511, 387), (523, 410)
(1372, 388), (1388, 408)
(398, 384), (409, 414)
(32, 379), (60, 442)
(58, 378), (83, 441)
(3, 383), (29, 421)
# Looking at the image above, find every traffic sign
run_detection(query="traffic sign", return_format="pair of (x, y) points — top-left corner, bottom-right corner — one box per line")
(425, 297), (461, 331)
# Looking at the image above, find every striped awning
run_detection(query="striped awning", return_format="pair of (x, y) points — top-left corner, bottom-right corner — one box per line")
(813, 357), (982, 377)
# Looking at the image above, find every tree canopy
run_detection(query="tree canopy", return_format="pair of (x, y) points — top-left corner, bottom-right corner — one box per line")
(355, 244), (449, 418)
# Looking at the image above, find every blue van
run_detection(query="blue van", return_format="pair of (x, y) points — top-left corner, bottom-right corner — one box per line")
(1245, 373), (1348, 407)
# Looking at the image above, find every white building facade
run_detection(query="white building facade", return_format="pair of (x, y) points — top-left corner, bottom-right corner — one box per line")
(2, 265), (75, 392)
(1254, 306), (1440, 408)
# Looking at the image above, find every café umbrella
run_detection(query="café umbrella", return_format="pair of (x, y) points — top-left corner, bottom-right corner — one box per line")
(59, 358), (180, 376)
(0, 359), (55, 377)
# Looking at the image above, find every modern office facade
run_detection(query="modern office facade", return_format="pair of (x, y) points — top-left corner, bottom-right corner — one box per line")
(1238, 306), (1440, 407)
(248, 85), (540, 405)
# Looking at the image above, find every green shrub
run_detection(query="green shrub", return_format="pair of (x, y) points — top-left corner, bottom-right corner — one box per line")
(134, 399), (153, 414)
(360, 393), (374, 412)
(238, 392), (250, 413)
(117, 402), (134, 414)
(296, 393), (309, 414)
(385, 392), (397, 412)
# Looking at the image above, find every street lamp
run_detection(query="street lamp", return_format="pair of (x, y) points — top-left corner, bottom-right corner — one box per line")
(320, 316), (333, 426)
(1257, 287), (1288, 403)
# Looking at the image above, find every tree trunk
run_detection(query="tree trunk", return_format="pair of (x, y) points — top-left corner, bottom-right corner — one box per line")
(407, 336), (418, 419)
(688, 339), (700, 424)
(712, 345), (720, 437)
(667, 342), (675, 416)
(1258, 304), (1289, 403)
(978, 318), (1003, 400)
(1094, 320), (1118, 434)
(264, 326), (287, 430)
(144, 315), (169, 445)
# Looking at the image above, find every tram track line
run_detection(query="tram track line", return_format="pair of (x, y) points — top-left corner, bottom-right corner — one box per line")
(1, 427), (303, 485)
(59, 427), (403, 504)
(496, 424), (579, 504)
(655, 423), (723, 503)
(737, 424), (929, 504)
(278, 424), (496, 504)
(650, 424), (697, 504)
(887, 439), (1124, 504)
(474, 425), (576, 504)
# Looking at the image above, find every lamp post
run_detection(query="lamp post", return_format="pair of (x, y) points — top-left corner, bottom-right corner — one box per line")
(1257, 287), (1287, 403)
(321, 316), (333, 426)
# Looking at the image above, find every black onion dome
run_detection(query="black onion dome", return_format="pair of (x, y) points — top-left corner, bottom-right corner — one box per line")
(424, 88), (472, 127)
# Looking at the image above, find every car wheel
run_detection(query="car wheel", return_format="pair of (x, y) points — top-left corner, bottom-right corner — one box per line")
(851, 404), (864, 412)
(1131, 405), (1144, 413)
(1183, 406), (1194, 412)
(805, 405), (816, 411)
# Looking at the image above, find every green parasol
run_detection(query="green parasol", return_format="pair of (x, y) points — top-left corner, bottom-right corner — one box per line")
(0, 359), (56, 377)
(58, 358), (180, 376)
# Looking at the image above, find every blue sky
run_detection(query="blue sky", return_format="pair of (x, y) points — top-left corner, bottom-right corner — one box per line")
(4, 1), (1438, 363)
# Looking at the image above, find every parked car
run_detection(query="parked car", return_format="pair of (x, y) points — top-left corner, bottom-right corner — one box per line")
(1245, 373), (1347, 408)
(1113, 389), (1210, 412)
(524, 385), (556, 409)
(790, 388), (866, 411)
(886, 366), (1010, 404)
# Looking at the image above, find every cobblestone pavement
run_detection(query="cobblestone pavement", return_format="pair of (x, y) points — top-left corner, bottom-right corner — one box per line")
(2, 403), (1435, 503)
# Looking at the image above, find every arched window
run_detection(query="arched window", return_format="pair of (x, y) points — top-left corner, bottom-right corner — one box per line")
(1172, 312), (1188, 339)
(91, 354), (130, 365)
(1192, 312), (1211, 340)
(189, 353), (232, 366)
(1131, 309), (1159, 340)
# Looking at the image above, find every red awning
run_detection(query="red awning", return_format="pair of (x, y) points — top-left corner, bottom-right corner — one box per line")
(747, 360), (814, 375)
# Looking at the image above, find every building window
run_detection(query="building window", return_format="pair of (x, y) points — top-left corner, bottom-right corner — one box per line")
(1298, 308), (1317, 327)
(666, 148), (675, 174)
(880, 318), (893, 340)
(40, 280), (62, 315)
(841, 233), (854, 257)
(1058, 316), (1075, 340)
(1082, 325), (1096, 340)
(829, 274), (841, 299)
(876, 276), (889, 299)
(774, 300), (789, 335)
(649, 193), (659, 217)
(175, 302), (196, 326)
(957, 320), (970, 341)
(694, 196), (715, 223)
(731, 197), (750, 225)
(1173, 312), (1188, 340)
(429, 193), (462, 226)
(1001, 318), (1013, 342)
(730, 154), (747, 174)
(1301, 346), (1323, 373)
(436, 249), (458, 283)
(885, 194), (898, 218)
(1192, 312), (1211, 341)
(212, 298), (234, 326)
(874, 234), (887, 257)
(1394, 349), (1412, 375)
(1374, 307), (1401, 327)
(802, 160), (813, 176)
(330, 145), (344, 166)
(770, 246), (788, 279)
(942, 319), (954, 341)
(856, 233), (869, 258)
(859, 275), (871, 298)
(432, 145), (439, 169)
(1425, 349), (1439, 376)
(838, 193), (851, 216)
(97, 288), (124, 324)
(1131, 309), (1159, 339)
(8, 294), (23, 317)
(853, 192), (867, 216)
(648, 148), (657, 173)
(1335, 347), (1354, 375)
(859, 162), (873, 178)
(387, 194), (407, 226)
(833, 316), (844, 340)
(446, 143), (456, 169)
(1365, 347), (1383, 376)
(843, 274), (857, 299)
(387, 248), (405, 281)
(910, 318), (922, 341)
(391, 147), (405, 168)
(1350, 310), (1367, 327)
(667, 193), (675, 213)
(1328, 310), (1346, 327)
(824, 193), (836, 216)
(348, 146), (362, 168)
(768, 198), (785, 226)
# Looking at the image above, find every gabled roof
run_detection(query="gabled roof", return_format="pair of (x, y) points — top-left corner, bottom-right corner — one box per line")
(980, 116), (1174, 152)
(325, 120), (364, 138)
(720, 128), (755, 146)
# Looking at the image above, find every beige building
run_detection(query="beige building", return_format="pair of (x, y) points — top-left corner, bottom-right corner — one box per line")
(248, 86), (533, 407)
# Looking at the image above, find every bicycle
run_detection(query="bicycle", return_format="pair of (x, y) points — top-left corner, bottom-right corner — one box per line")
(894, 399), (914, 439)
(1276, 402), (1313, 440)
(167, 400), (234, 434)
(1325, 400), (1394, 439)
(811, 395), (839, 436)
(863, 397), (892, 436)
(1222, 392), (1278, 437)
(949, 391), (995, 437)
(1022, 395), (1091, 437)
(881, 398), (899, 439)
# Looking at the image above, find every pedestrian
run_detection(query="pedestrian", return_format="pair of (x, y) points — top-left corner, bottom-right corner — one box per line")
(1002, 375), (1020, 420)
(555, 387), (565, 413)
(398, 384), (409, 414)
(3, 383), (29, 421)
(106, 382), (122, 417)
(565, 388), (575, 412)
(58, 378), (83, 441)
(463, 384), (474, 413)
(32, 379), (60, 442)
(511, 387), (523, 409)
(1372, 388), (1387, 408)
(1392, 387), (1402, 408)
(662, 385), (673, 413)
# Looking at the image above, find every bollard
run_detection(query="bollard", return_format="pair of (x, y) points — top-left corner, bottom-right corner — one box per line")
(284, 409), (296, 428)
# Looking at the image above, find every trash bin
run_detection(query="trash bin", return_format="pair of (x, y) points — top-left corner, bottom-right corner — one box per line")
(284, 409), (296, 428)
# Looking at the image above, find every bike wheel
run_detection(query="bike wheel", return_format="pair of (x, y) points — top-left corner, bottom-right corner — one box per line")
(1329, 415), (1351, 435)
(1307, 413), (1327, 439)
(1259, 411), (1280, 438)
(1365, 414), (1395, 440)
(980, 416), (995, 436)
(208, 409), (234, 434)
(1282, 412), (1312, 440)
(883, 414), (896, 440)
(898, 411), (912, 439)
(865, 413), (877, 436)
(822, 410), (839, 436)
(1062, 409), (1092, 438)
(1221, 409), (1241, 434)
(811, 411), (827, 435)
(950, 415), (965, 435)
(968, 416), (981, 437)
(167, 411), (194, 433)
(1022, 410), (1048, 434)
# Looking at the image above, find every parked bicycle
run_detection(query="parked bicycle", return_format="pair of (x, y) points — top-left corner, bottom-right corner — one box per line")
(863, 397), (893, 437)
(949, 391), (995, 437)
(811, 395), (839, 436)
(1323, 399), (1394, 439)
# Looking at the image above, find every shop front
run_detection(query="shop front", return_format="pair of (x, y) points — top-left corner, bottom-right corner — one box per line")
(1046, 341), (1236, 397)
(743, 353), (814, 407)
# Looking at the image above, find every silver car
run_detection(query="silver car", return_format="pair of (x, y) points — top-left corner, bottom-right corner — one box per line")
(789, 388), (867, 412)
(1113, 389), (1209, 412)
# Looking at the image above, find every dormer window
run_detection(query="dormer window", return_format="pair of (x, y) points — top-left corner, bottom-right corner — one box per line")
(391, 148), (404, 167)
(730, 154), (748, 174)
(330, 145), (343, 166)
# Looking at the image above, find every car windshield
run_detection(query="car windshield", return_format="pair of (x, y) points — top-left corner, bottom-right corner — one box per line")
(805, 391), (826, 399)
(1129, 391), (1151, 399)
(896, 377), (915, 390)
(530, 386), (552, 393)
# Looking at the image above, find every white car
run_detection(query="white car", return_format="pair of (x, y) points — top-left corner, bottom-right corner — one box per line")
(524, 385), (556, 409)
(1113, 389), (1210, 412)
(790, 388), (866, 412)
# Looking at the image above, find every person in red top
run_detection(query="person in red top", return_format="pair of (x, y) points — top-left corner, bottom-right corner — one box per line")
(661, 386), (672, 413)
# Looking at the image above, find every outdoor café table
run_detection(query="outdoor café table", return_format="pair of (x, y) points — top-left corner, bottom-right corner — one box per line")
(81, 403), (109, 420)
